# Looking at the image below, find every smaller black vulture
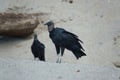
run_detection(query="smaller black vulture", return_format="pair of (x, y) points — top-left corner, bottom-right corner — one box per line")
(44, 21), (86, 63)
(31, 34), (45, 61)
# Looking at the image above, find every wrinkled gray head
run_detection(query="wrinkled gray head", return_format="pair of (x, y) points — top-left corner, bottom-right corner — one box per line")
(44, 21), (55, 32)
(33, 33), (37, 40)
(44, 21), (54, 26)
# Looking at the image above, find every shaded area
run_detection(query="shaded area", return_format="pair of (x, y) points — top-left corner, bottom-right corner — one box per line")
(0, 36), (24, 44)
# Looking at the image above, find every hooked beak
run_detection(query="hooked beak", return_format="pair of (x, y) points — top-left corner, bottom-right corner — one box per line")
(44, 22), (48, 26)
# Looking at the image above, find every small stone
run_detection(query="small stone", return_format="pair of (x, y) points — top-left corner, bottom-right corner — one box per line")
(58, 76), (62, 79)
(69, 0), (73, 4)
(77, 70), (80, 72)
(113, 62), (120, 68)
(100, 15), (104, 18)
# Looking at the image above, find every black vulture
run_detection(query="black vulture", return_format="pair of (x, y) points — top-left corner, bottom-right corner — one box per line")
(31, 34), (45, 61)
(44, 21), (86, 63)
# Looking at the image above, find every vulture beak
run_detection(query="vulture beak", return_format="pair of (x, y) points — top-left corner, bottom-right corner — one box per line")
(44, 23), (47, 25)
(44, 22), (48, 26)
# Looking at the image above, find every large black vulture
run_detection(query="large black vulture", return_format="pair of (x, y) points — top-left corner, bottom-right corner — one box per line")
(31, 34), (45, 61)
(44, 21), (86, 63)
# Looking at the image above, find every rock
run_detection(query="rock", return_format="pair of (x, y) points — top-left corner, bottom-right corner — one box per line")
(113, 61), (120, 68)
(0, 13), (45, 37)
(69, 0), (73, 4)
(76, 70), (80, 72)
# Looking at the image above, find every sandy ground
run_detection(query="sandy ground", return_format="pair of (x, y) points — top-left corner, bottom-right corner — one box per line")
(0, 0), (120, 80)
(0, 58), (120, 80)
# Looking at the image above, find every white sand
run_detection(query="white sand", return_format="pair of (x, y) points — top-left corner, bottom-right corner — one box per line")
(0, 58), (120, 80)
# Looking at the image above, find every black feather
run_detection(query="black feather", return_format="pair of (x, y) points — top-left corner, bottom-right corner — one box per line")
(31, 35), (45, 61)
(49, 27), (86, 59)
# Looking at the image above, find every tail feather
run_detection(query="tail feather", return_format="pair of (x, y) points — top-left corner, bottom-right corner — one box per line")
(72, 49), (86, 59)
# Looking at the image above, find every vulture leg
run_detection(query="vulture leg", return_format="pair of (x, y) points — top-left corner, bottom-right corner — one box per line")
(56, 53), (61, 63)
(55, 45), (61, 63)
(59, 47), (65, 63)
(61, 47), (65, 56)
(56, 47), (65, 63)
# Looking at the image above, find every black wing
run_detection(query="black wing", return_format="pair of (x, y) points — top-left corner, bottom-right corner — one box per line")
(50, 28), (84, 51)
(31, 40), (45, 58)
(63, 31), (84, 44)
(63, 31), (85, 51)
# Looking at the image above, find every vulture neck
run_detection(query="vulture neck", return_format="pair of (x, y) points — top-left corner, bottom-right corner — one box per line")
(34, 36), (38, 41)
(48, 25), (54, 32)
